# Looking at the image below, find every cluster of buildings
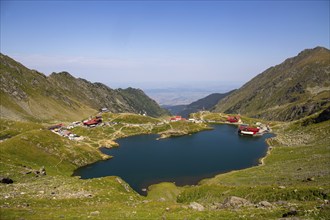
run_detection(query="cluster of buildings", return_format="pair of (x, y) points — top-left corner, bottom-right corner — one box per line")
(238, 123), (270, 136)
(48, 123), (83, 141)
(169, 116), (204, 123)
(169, 115), (242, 124)
(169, 115), (186, 122)
(48, 111), (267, 140)
(47, 115), (105, 141)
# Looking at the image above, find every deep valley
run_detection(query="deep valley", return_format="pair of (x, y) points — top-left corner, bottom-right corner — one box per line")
(1, 47), (330, 219)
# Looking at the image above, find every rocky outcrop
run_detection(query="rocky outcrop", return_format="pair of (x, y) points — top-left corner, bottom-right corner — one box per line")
(302, 106), (330, 126)
(314, 106), (330, 123)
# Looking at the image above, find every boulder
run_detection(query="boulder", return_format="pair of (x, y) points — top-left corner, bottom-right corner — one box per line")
(0, 177), (14, 184)
(223, 196), (252, 208)
(282, 210), (298, 217)
(40, 166), (46, 176)
(259, 201), (273, 208)
(189, 202), (205, 211)
(90, 211), (100, 216)
(307, 177), (315, 181)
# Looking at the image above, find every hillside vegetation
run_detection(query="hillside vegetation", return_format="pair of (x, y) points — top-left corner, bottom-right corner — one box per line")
(0, 53), (168, 121)
(1, 47), (329, 219)
(214, 47), (330, 121)
(0, 111), (329, 219)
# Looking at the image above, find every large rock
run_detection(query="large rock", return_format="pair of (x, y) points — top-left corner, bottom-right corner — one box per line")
(0, 177), (14, 184)
(90, 211), (100, 216)
(189, 202), (205, 211)
(259, 201), (273, 208)
(282, 210), (298, 217)
(40, 166), (46, 176)
(223, 196), (252, 208)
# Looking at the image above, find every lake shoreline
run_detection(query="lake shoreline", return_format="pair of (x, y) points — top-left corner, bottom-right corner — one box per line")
(75, 124), (273, 195)
(199, 132), (275, 187)
(259, 138), (275, 166)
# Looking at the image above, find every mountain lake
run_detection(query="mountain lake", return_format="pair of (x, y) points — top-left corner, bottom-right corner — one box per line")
(74, 124), (274, 195)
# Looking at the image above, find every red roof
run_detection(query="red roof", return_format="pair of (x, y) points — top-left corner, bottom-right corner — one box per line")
(227, 117), (238, 123)
(84, 118), (102, 126)
(239, 125), (259, 133)
(170, 116), (185, 121)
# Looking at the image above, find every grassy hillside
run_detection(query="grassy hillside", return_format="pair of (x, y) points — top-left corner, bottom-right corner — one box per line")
(0, 54), (168, 121)
(176, 111), (330, 218)
(1, 112), (329, 219)
(214, 47), (330, 121)
(48, 73), (169, 117)
(1, 47), (329, 219)
(116, 88), (169, 117)
(0, 54), (96, 122)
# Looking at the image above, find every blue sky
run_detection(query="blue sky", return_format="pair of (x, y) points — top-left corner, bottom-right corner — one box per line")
(1, 0), (329, 90)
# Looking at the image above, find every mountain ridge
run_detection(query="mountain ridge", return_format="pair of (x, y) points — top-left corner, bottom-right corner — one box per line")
(166, 90), (235, 117)
(0, 53), (168, 121)
(213, 46), (330, 121)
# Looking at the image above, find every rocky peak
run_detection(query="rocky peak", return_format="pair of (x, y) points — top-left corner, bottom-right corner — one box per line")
(49, 71), (75, 79)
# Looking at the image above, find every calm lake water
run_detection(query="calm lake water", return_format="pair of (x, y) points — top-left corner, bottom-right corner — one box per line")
(74, 124), (273, 195)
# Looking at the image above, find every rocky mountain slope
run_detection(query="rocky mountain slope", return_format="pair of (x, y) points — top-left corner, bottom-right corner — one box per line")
(162, 104), (187, 116)
(214, 47), (330, 121)
(177, 91), (235, 117)
(0, 54), (168, 121)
